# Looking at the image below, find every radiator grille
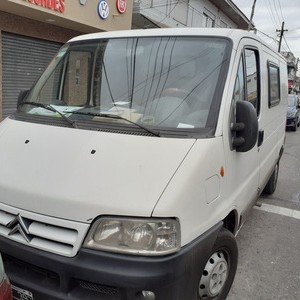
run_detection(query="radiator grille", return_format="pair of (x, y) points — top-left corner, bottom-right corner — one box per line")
(79, 280), (119, 295)
(0, 206), (89, 257)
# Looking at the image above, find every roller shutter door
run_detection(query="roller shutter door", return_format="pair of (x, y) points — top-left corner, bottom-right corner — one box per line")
(2, 32), (62, 117)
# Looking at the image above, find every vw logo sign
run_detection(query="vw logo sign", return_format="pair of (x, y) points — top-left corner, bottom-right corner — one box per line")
(98, 0), (109, 20)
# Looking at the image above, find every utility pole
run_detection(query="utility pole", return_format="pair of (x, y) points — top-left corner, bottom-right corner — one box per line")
(276, 22), (288, 53)
(248, 0), (257, 31)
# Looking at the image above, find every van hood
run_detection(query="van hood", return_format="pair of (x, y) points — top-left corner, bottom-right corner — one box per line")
(0, 119), (195, 223)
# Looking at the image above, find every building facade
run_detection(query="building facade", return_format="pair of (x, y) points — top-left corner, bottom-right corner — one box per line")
(0, 0), (133, 119)
(281, 51), (299, 93)
(132, 0), (250, 30)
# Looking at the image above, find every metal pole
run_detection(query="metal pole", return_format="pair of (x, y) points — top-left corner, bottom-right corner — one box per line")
(248, 0), (257, 31)
(277, 22), (287, 53)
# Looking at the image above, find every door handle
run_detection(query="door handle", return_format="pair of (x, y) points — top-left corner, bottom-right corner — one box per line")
(258, 130), (264, 147)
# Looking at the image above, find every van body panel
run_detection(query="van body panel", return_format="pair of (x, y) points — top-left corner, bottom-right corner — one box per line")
(0, 119), (195, 221)
(221, 37), (260, 223)
(257, 49), (287, 189)
(0, 222), (222, 300)
(152, 137), (227, 245)
(219, 36), (287, 226)
(0, 28), (287, 300)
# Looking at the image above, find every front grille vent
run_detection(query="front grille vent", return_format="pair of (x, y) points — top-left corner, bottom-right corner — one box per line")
(0, 206), (89, 257)
(79, 280), (119, 295)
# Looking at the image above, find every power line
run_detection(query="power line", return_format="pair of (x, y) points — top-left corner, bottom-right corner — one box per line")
(137, 0), (296, 57)
(272, 0), (282, 26)
(255, 29), (282, 53)
(138, 0), (230, 28)
(286, 26), (300, 34)
(264, 0), (280, 29)
(155, 0), (180, 26)
(283, 35), (292, 53)
(277, 0), (284, 22)
(256, 29), (278, 43)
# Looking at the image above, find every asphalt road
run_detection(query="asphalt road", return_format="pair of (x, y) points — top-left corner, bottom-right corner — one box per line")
(228, 130), (300, 300)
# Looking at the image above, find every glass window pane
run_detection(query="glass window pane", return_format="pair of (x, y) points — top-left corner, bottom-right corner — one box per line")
(268, 64), (280, 107)
(233, 56), (245, 102)
(245, 49), (258, 111)
(22, 37), (231, 134)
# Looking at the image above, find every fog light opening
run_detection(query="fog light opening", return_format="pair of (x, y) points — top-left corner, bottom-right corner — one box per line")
(141, 290), (155, 300)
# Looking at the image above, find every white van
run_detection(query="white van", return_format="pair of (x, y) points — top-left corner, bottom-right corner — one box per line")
(0, 28), (287, 300)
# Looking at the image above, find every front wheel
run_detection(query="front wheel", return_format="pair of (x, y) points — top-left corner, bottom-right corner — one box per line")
(198, 229), (238, 300)
(263, 162), (279, 195)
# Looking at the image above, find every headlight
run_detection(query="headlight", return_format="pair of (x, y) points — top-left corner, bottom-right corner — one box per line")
(83, 217), (181, 255)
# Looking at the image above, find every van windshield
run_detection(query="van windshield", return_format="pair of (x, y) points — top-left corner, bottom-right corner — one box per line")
(18, 36), (231, 136)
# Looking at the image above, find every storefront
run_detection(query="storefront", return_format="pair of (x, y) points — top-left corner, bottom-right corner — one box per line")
(0, 0), (132, 119)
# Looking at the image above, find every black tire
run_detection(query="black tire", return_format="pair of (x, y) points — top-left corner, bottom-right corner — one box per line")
(198, 229), (238, 300)
(263, 163), (279, 195)
(292, 122), (297, 131)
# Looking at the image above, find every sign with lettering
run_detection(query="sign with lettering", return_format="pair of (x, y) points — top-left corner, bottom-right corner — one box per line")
(21, 0), (65, 13)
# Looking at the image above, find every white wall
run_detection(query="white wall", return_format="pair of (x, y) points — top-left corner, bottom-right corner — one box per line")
(134, 0), (238, 28)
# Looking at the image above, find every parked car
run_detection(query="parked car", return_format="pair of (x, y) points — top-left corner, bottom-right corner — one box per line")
(286, 94), (300, 131)
(0, 254), (12, 300)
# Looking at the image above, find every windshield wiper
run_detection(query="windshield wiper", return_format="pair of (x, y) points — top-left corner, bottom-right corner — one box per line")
(19, 102), (77, 128)
(69, 111), (160, 137)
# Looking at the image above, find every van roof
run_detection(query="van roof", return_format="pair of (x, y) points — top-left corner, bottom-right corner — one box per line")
(69, 28), (259, 43)
(68, 28), (285, 61)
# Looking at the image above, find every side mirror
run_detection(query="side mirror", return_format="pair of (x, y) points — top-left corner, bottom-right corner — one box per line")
(232, 100), (258, 152)
(17, 90), (30, 109)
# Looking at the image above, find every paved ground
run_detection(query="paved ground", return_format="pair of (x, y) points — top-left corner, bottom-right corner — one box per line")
(227, 130), (300, 300)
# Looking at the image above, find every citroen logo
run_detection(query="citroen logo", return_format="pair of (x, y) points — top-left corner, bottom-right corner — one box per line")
(7, 214), (32, 243)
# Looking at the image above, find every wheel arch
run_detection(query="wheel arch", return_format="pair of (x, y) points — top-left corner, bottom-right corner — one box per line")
(279, 145), (284, 161)
(222, 210), (239, 235)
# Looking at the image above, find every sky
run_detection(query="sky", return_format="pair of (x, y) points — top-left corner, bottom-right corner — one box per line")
(232, 0), (300, 60)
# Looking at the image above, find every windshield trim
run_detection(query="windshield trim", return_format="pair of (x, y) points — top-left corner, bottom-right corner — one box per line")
(13, 111), (215, 138)
(19, 101), (77, 128)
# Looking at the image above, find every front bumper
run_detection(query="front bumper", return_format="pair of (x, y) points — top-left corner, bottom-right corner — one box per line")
(0, 222), (222, 300)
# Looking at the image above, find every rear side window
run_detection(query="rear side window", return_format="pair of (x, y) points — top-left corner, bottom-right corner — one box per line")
(268, 62), (280, 107)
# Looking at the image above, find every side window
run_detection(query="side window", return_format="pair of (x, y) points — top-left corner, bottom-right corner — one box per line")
(268, 63), (280, 107)
(233, 56), (245, 102)
(232, 48), (260, 115)
(203, 12), (215, 28)
(245, 49), (259, 114)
